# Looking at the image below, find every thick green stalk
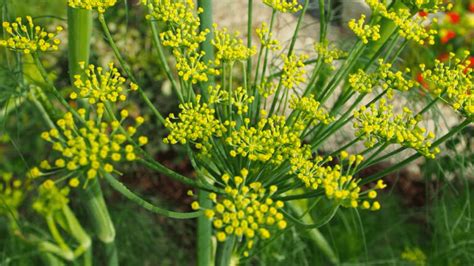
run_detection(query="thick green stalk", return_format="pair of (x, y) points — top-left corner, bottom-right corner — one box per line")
(288, 202), (339, 264)
(40, 253), (65, 266)
(197, 1), (214, 265)
(82, 179), (118, 266)
(67, 7), (92, 81)
(246, 0), (253, 89)
(215, 237), (235, 266)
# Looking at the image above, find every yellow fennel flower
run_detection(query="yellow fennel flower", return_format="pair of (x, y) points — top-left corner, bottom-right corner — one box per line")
(0, 172), (30, 216)
(289, 95), (334, 126)
(263, 0), (302, 13)
(0, 16), (63, 54)
(196, 169), (287, 255)
(256, 23), (281, 51)
(68, 0), (117, 13)
(349, 59), (416, 94)
(419, 52), (473, 118)
(71, 62), (138, 104)
(36, 105), (147, 185)
(164, 95), (226, 154)
(348, 15), (381, 44)
(212, 24), (256, 63)
(353, 98), (439, 158)
(314, 41), (347, 70)
(281, 53), (308, 90)
(226, 115), (305, 165)
(32, 180), (70, 217)
(290, 152), (385, 210)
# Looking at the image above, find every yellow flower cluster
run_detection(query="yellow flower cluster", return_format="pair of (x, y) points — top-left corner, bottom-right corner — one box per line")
(164, 95), (226, 153)
(226, 115), (305, 165)
(145, 0), (206, 51)
(353, 99), (439, 158)
(0, 173), (28, 216)
(365, 0), (437, 45)
(38, 107), (147, 184)
(256, 23), (281, 51)
(401, 247), (427, 266)
(406, 0), (450, 13)
(212, 25), (256, 63)
(71, 62), (138, 104)
(419, 53), (473, 117)
(289, 152), (386, 210)
(314, 41), (347, 69)
(263, 0), (303, 13)
(257, 80), (277, 98)
(142, 0), (201, 25)
(174, 50), (218, 84)
(281, 53), (308, 89)
(193, 169), (287, 256)
(144, 0), (218, 83)
(289, 96), (334, 126)
(349, 59), (416, 94)
(32, 179), (70, 217)
(0, 16), (63, 54)
(230, 87), (255, 115)
(348, 15), (381, 44)
(68, 0), (117, 13)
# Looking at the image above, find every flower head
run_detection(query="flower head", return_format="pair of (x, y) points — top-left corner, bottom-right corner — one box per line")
(353, 98), (439, 158)
(256, 23), (281, 51)
(36, 105), (147, 185)
(263, 0), (302, 13)
(0, 16), (63, 54)
(68, 0), (117, 13)
(290, 152), (385, 210)
(32, 180), (70, 217)
(348, 15), (381, 44)
(212, 24), (256, 63)
(195, 169), (287, 256)
(164, 95), (226, 154)
(281, 53), (308, 89)
(419, 52), (473, 117)
(71, 62), (138, 104)
(0, 172), (30, 216)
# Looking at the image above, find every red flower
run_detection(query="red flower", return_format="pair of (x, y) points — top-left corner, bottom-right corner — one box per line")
(469, 3), (474, 13)
(464, 56), (474, 74)
(418, 10), (429, 17)
(446, 12), (461, 24)
(441, 30), (456, 44)
(438, 53), (450, 62)
(416, 73), (429, 90)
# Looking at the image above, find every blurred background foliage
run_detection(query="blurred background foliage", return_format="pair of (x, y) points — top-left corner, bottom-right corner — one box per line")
(1, 0), (473, 265)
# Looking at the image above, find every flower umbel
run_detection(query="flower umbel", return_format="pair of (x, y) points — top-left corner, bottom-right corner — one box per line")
(68, 0), (117, 13)
(70, 62), (138, 104)
(37, 105), (147, 185)
(0, 16), (63, 54)
(263, 0), (303, 13)
(194, 169), (287, 257)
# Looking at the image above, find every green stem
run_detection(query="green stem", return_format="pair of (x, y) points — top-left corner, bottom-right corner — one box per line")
(215, 237), (235, 266)
(246, 0), (253, 90)
(103, 173), (201, 219)
(82, 179), (118, 266)
(287, 202), (339, 264)
(149, 20), (184, 102)
(67, 7), (92, 82)
(46, 215), (74, 260)
(197, 1), (215, 265)
(98, 14), (165, 125)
